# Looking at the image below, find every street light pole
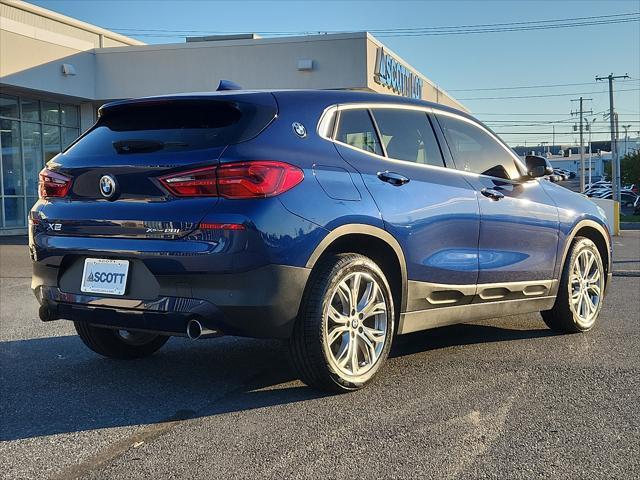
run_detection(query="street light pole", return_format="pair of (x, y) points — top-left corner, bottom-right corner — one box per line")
(587, 117), (596, 184)
(571, 97), (592, 192)
(622, 124), (631, 156)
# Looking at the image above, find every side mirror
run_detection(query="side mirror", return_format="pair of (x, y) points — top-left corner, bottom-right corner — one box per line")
(525, 155), (554, 178)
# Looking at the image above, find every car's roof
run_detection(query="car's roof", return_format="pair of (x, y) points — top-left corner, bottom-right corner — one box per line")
(100, 89), (473, 122)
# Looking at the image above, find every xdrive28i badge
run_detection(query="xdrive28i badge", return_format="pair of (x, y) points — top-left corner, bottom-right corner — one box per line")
(99, 174), (118, 200)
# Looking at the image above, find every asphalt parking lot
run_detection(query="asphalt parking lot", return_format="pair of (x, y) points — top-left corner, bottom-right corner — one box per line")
(1, 233), (639, 479)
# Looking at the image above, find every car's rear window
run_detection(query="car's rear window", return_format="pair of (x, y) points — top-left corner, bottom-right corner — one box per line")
(65, 97), (277, 156)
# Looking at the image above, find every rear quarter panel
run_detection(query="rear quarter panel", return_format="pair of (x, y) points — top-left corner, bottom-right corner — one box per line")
(220, 92), (385, 265)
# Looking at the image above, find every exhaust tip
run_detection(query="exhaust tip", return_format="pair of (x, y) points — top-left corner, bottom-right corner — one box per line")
(186, 318), (203, 340)
(39, 305), (56, 322)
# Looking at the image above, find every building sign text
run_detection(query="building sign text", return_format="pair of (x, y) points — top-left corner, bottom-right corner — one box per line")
(374, 48), (423, 99)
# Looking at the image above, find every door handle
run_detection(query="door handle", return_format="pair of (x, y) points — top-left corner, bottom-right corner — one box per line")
(377, 171), (410, 186)
(480, 188), (505, 200)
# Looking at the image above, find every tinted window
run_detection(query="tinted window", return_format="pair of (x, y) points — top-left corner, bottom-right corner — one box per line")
(66, 98), (277, 157)
(335, 109), (382, 155)
(372, 109), (444, 167)
(438, 115), (519, 180)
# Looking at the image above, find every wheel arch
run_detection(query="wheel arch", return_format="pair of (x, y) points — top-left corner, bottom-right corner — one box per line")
(305, 224), (408, 315)
(556, 219), (612, 293)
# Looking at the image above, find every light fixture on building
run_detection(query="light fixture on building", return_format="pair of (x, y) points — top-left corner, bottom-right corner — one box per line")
(61, 63), (77, 76)
(297, 59), (314, 71)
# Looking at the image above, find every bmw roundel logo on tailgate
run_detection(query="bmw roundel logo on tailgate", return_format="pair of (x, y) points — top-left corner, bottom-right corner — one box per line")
(99, 174), (117, 199)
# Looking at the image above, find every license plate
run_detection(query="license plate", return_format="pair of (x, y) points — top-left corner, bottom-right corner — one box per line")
(80, 258), (129, 296)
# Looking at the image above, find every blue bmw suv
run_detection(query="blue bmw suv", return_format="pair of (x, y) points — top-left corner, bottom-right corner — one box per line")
(30, 88), (611, 392)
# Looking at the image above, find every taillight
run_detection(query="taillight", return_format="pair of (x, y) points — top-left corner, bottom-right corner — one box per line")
(38, 168), (72, 199)
(159, 162), (303, 199)
(159, 166), (218, 197)
(217, 161), (304, 199)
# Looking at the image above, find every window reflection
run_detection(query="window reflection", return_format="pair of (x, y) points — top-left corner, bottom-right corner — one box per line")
(438, 115), (519, 180)
(42, 101), (60, 124)
(371, 109), (445, 167)
(21, 98), (40, 122)
(1, 119), (22, 196)
(335, 109), (383, 156)
(44, 124), (61, 162)
(0, 95), (79, 229)
(0, 94), (19, 119)
(62, 127), (79, 149)
(23, 123), (43, 197)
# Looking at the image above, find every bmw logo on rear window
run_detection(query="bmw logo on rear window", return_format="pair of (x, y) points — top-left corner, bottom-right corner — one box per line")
(292, 122), (307, 138)
(99, 174), (118, 199)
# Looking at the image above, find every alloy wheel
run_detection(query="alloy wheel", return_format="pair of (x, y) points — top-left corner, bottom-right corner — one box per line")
(324, 272), (388, 377)
(569, 249), (604, 327)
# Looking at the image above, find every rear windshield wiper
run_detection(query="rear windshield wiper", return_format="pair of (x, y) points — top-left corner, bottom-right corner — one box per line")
(113, 140), (189, 154)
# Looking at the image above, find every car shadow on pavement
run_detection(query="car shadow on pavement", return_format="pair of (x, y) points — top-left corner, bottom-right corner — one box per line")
(0, 334), (323, 442)
(0, 321), (556, 442)
(391, 322), (558, 358)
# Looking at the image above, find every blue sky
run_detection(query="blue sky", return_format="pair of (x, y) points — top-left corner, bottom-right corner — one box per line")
(32, 0), (640, 147)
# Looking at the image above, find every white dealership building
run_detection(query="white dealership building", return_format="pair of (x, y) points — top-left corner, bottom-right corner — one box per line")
(0, 0), (466, 234)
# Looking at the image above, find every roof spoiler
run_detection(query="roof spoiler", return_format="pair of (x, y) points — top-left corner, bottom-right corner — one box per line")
(216, 79), (243, 91)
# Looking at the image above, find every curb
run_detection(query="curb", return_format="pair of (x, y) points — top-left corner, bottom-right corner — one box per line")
(0, 235), (28, 246)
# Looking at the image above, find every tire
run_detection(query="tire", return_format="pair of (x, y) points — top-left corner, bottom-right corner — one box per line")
(541, 237), (605, 333)
(74, 322), (169, 359)
(289, 253), (395, 393)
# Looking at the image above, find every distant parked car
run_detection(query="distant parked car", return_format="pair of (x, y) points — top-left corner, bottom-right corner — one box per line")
(585, 188), (610, 197)
(553, 169), (569, 181)
(584, 181), (610, 191)
(597, 191), (638, 207)
(634, 196), (640, 215)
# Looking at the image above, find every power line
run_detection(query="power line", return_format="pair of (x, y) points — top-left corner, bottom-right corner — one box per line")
(475, 111), (639, 116)
(110, 12), (638, 33)
(459, 88), (640, 101)
(496, 131), (625, 135)
(476, 112), (584, 116)
(109, 12), (639, 38)
(485, 116), (580, 123)
(369, 12), (639, 32)
(485, 119), (640, 123)
(376, 18), (640, 37)
(448, 79), (639, 92)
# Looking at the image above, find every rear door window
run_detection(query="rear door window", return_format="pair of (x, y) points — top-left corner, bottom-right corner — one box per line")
(371, 109), (444, 167)
(437, 114), (520, 180)
(335, 109), (383, 156)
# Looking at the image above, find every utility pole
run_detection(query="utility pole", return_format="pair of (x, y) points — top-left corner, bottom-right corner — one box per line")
(596, 73), (629, 202)
(571, 97), (592, 192)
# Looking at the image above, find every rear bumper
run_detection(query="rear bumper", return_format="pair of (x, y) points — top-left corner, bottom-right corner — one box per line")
(34, 264), (310, 339)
